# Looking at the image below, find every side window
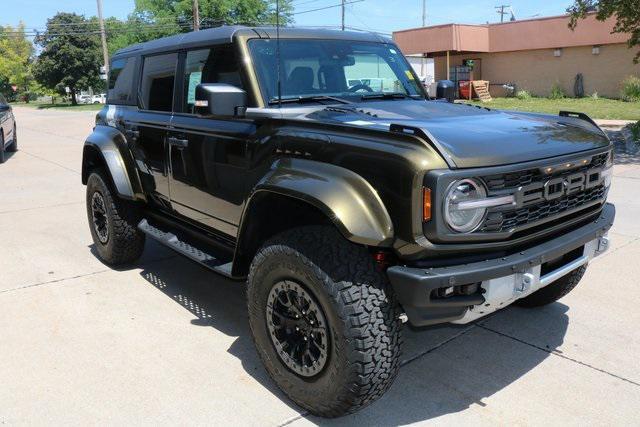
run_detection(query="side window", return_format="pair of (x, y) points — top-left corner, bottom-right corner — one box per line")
(108, 57), (136, 104)
(0, 94), (6, 105)
(140, 53), (178, 112)
(182, 45), (243, 114)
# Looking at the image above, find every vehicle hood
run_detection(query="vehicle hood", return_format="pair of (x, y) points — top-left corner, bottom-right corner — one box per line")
(304, 100), (610, 168)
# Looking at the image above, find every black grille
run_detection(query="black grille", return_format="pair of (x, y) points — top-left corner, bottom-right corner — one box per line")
(483, 152), (609, 192)
(478, 152), (610, 233)
(480, 185), (606, 233)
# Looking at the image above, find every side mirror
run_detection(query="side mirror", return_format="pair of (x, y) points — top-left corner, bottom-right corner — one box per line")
(195, 83), (247, 117)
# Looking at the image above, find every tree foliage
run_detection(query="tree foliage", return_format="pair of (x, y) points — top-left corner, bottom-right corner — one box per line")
(104, 0), (293, 53)
(32, 13), (103, 105)
(0, 24), (34, 100)
(135, 0), (293, 27)
(568, 0), (640, 63)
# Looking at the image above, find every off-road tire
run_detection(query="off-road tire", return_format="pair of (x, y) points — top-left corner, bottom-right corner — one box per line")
(247, 226), (402, 417)
(7, 125), (17, 152)
(515, 265), (587, 308)
(86, 168), (145, 265)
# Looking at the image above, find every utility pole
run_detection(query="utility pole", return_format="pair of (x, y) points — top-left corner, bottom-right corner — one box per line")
(96, 0), (109, 76)
(421, 0), (427, 79)
(341, 0), (345, 31)
(193, 0), (200, 31)
(495, 4), (510, 23)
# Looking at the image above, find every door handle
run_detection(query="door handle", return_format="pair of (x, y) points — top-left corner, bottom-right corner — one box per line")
(125, 129), (140, 139)
(168, 137), (189, 148)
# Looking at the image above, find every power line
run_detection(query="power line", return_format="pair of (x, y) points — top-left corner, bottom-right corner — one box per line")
(294, 0), (364, 16)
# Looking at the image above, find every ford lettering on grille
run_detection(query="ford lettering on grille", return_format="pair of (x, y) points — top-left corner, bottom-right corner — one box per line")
(514, 166), (605, 208)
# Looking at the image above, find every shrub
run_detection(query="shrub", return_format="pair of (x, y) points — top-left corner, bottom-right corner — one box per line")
(549, 82), (566, 100)
(621, 76), (640, 102)
(516, 90), (532, 100)
(591, 92), (599, 100)
(631, 121), (640, 141)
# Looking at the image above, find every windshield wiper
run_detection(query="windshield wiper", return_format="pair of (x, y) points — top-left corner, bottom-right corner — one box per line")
(268, 95), (352, 105)
(360, 92), (410, 101)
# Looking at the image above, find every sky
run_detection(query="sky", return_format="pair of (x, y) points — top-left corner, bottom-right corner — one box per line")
(2, 0), (573, 35)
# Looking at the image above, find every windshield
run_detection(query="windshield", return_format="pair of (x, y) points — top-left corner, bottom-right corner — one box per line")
(248, 39), (424, 104)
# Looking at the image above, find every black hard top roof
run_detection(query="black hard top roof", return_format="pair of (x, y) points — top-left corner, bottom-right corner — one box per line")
(113, 26), (391, 58)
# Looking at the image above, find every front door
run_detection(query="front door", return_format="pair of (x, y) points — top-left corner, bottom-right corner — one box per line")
(167, 46), (255, 238)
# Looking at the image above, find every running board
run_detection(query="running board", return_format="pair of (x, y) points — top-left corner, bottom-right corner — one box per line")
(138, 219), (233, 277)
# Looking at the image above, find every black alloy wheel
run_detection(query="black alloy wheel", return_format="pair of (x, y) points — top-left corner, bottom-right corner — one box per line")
(91, 191), (109, 244)
(266, 280), (330, 377)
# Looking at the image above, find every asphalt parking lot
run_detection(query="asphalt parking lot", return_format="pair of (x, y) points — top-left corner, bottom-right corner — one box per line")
(1, 106), (639, 425)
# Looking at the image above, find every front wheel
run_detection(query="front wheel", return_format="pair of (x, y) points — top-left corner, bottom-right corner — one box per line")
(515, 266), (586, 308)
(7, 125), (17, 152)
(86, 169), (146, 265)
(0, 134), (5, 163)
(247, 226), (402, 417)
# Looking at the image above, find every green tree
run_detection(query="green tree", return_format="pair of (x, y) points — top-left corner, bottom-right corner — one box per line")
(134, 0), (293, 28)
(0, 23), (34, 101)
(568, 1), (640, 63)
(94, 1), (294, 59)
(32, 13), (102, 105)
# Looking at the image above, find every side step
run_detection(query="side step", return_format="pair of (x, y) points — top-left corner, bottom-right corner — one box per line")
(138, 219), (233, 277)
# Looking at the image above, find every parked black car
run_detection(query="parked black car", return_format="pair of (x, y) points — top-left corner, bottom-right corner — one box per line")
(82, 26), (615, 417)
(0, 94), (17, 163)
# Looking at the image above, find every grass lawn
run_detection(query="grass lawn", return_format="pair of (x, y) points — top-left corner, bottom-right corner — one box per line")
(467, 97), (640, 121)
(11, 101), (104, 112)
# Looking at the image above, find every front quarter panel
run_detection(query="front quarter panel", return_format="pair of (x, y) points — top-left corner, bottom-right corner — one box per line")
(251, 158), (394, 246)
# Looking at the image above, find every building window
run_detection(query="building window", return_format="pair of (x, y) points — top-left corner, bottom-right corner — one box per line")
(553, 48), (562, 57)
(592, 46), (600, 55)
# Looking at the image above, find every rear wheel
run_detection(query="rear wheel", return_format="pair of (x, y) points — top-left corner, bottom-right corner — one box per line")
(86, 168), (146, 265)
(247, 226), (402, 417)
(515, 266), (586, 308)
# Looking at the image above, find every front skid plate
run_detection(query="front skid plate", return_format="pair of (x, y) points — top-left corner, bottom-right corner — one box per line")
(451, 235), (608, 324)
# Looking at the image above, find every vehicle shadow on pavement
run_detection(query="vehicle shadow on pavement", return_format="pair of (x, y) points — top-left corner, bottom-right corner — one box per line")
(0, 151), (17, 163)
(133, 253), (305, 414)
(122, 247), (569, 425)
(608, 129), (640, 165)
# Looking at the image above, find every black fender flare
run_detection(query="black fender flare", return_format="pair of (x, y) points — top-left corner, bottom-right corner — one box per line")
(241, 158), (394, 247)
(82, 125), (144, 201)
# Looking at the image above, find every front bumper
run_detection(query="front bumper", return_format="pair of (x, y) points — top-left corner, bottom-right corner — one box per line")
(387, 203), (615, 327)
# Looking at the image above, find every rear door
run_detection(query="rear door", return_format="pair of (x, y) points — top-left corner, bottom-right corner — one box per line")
(167, 45), (255, 238)
(123, 53), (179, 206)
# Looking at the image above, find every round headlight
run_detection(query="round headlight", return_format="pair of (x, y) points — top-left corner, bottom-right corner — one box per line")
(444, 179), (487, 233)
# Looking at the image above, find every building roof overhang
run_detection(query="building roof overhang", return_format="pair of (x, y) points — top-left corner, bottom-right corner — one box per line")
(393, 13), (629, 55)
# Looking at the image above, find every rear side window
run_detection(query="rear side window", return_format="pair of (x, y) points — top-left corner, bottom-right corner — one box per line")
(108, 57), (136, 105)
(140, 53), (178, 112)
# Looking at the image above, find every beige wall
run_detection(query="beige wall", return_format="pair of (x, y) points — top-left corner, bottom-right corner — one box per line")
(488, 15), (627, 52)
(433, 43), (639, 98)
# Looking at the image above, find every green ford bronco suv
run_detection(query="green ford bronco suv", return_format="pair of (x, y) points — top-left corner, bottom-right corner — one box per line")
(82, 26), (615, 417)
